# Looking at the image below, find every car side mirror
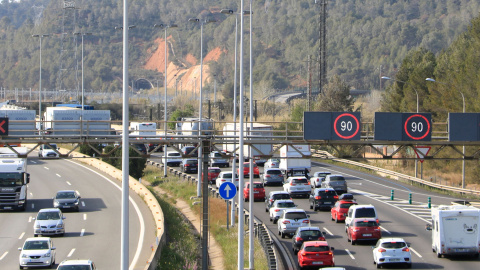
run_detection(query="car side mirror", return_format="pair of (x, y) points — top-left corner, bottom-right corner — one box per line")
(78, 196), (81, 199)
(62, 216), (66, 219)
(51, 247), (56, 250)
(371, 246), (375, 249)
(330, 247), (335, 251)
(307, 215), (310, 218)
(425, 224), (432, 231)
(18, 248), (22, 251)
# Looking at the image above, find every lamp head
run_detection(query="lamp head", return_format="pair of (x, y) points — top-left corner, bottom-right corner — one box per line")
(426, 78), (436, 82)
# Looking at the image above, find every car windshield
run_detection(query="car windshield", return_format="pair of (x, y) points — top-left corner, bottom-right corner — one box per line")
(0, 173), (23, 187)
(168, 152), (181, 157)
(56, 192), (76, 199)
(340, 203), (356, 209)
(37, 211), (60, 220)
(292, 178), (308, 184)
(213, 153), (222, 158)
(24, 241), (49, 250)
(381, 242), (407, 249)
(355, 208), (376, 218)
(58, 266), (91, 270)
(355, 220), (378, 227)
(304, 246), (329, 252)
(285, 212), (307, 220)
(223, 173), (233, 179)
(300, 230), (322, 237)
(273, 194), (291, 200)
(266, 170), (282, 175)
(276, 202), (295, 208)
(315, 172), (330, 177)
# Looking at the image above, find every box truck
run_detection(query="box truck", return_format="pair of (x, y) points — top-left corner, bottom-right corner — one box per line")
(43, 107), (111, 136)
(279, 145), (311, 177)
(0, 109), (36, 136)
(175, 117), (214, 148)
(0, 147), (30, 211)
(426, 204), (480, 258)
(222, 123), (273, 166)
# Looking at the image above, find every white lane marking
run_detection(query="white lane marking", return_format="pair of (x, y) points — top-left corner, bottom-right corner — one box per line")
(80, 229), (85, 237)
(410, 247), (422, 258)
(31, 160), (37, 164)
(28, 216), (32, 223)
(29, 192), (33, 197)
(44, 167), (49, 170)
(345, 248), (355, 259)
(323, 227), (334, 236)
(83, 214), (87, 221)
(380, 226), (391, 234)
(81, 201), (85, 207)
(56, 174), (61, 178)
(67, 248), (75, 257)
(66, 160), (145, 270)
(18, 232), (25, 239)
(31, 203), (34, 209)
(0, 251), (7, 261)
(66, 181), (72, 186)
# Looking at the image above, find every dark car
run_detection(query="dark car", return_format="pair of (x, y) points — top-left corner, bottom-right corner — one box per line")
(133, 143), (147, 154)
(265, 191), (292, 212)
(181, 146), (198, 157)
(180, 158), (198, 174)
(292, 226), (326, 254)
(309, 188), (339, 211)
(53, 190), (81, 211)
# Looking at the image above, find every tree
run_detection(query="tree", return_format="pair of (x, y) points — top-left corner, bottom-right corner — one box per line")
(315, 75), (353, 112)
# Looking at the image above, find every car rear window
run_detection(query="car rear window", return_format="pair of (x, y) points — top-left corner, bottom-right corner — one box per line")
(340, 203), (356, 209)
(277, 202), (295, 208)
(186, 160), (197, 164)
(209, 168), (221, 173)
(285, 212), (307, 220)
(223, 173), (233, 178)
(253, 183), (263, 188)
(318, 190), (337, 196)
(355, 220), (378, 227)
(266, 170), (282, 175)
(355, 208), (376, 218)
(273, 194), (291, 200)
(168, 152), (181, 157)
(381, 242), (407, 249)
(300, 230), (322, 237)
(304, 246), (329, 252)
(292, 178), (308, 184)
(329, 176), (345, 181)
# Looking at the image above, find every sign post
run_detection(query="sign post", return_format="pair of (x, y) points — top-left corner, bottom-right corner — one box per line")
(219, 182), (237, 231)
(414, 146), (431, 180)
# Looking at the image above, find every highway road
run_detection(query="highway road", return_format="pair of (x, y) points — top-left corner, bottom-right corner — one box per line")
(0, 156), (156, 269)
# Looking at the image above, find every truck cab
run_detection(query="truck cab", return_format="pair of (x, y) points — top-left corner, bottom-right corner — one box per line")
(0, 153), (30, 211)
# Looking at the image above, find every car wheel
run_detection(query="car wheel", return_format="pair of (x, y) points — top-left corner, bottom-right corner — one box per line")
(309, 202), (313, 209)
(437, 253), (442, 258)
(19, 265), (24, 269)
(269, 216), (272, 222)
(351, 239), (356, 245)
(406, 263), (412, 268)
(273, 219), (278, 224)
(281, 232), (285, 238)
(34, 234), (38, 237)
(265, 207), (269, 213)
(335, 215), (339, 223)
(278, 231), (281, 236)
(376, 263), (381, 269)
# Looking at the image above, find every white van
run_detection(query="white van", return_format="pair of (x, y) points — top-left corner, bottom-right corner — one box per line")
(345, 204), (379, 232)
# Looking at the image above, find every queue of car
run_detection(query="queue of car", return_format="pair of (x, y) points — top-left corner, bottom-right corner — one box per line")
(18, 190), (96, 269)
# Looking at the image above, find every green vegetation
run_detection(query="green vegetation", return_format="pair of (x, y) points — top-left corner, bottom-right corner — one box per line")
(143, 166), (268, 270)
(101, 146), (147, 179)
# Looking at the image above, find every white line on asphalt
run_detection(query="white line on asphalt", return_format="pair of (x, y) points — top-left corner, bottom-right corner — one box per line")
(323, 227), (334, 236)
(80, 229), (85, 237)
(410, 247), (422, 258)
(380, 226), (391, 234)
(83, 214), (87, 220)
(28, 216), (32, 223)
(0, 251), (7, 261)
(44, 167), (49, 170)
(67, 248), (75, 257)
(81, 201), (85, 207)
(345, 249), (355, 259)
(31, 203), (34, 209)
(29, 192), (33, 197)
(66, 181), (71, 186)
(56, 174), (61, 178)
(18, 232), (25, 239)
(31, 161), (37, 164)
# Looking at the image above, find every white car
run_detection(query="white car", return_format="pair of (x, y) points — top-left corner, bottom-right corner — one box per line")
(57, 259), (96, 270)
(264, 158), (280, 169)
(283, 176), (311, 198)
(310, 171), (331, 188)
(38, 143), (60, 159)
(269, 199), (297, 224)
(33, 208), (66, 237)
(19, 237), (56, 269)
(277, 209), (310, 238)
(215, 171), (240, 189)
(209, 151), (229, 168)
(372, 238), (412, 268)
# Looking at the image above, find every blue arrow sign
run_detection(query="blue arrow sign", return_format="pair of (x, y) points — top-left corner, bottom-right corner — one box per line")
(219, 182), (237, 200)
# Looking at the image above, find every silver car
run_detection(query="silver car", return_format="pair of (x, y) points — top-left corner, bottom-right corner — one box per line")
(262, 168), (284, 186)
(264, 158), (280, 169)
(269, 199), (297, 223)
(33, 208), (66, 237)
(277, 209), (310, 238)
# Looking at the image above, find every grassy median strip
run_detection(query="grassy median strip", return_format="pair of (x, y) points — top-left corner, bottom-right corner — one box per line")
(144, 166), (268, 270)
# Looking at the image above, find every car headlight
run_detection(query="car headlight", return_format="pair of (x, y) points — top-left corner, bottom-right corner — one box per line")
(42, 251), (51, 258)
(21, 253), (29, 258)
(53, 201), (59, 207)
(57, 223), (64, 228)
(35, 224), (40, 229)
(74, 201), (79, 205)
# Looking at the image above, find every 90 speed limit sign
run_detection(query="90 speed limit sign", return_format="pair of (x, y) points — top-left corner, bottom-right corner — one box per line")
(403, 114), (431, 141)
(303, 112), (361, 140)
(332, 112), (361, 140)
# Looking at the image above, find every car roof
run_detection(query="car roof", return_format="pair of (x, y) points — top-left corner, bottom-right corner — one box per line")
(208, 167), (221, 169)
(314, 171), (330, 175)
(183, 158), (197, 161)
(350, 204), (374, 209)
(378, 238), (407, 243)
(287, 176), (308, 180)
(314, 188), (336, 191)
(352, 217), (378, 222)
(25, 237), (50, 242)
(337, 199), (357, 204)
(283, 209), (306, 213)
(38, 208), (61, 212)
(303, 241), (328, 247)
(265, 168), (281, 172)
(59, 259), (93, 265)
(269, 191), (290, 195)
(56, 190), (75, 193)
(274, 199), (294, 204)
(297, 226), (320, 232)
(327, 174), (344, 177)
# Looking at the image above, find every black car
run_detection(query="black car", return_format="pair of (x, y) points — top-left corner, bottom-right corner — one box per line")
(53, 190), (81, 212)
(181, 146), (198, 157)
(133, 143), (147, 154)
(265, 191), (292, 212)
(292, 227), (326, 254)
(309, 188), (339, 211)
(181, 158), (198, 174)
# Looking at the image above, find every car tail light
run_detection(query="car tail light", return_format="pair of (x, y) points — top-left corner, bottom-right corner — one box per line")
(305, 183), (310, 185)
(265, 174), (270, 177)
(315, 196), (322, 200)
(374, 227), (381, 231)
(378, 248), (386, 253)
(282, 220), (290, 224)
(290, 183), (296, 186)
(334, 195), (338, 199)
(301, 252), (306, 256)
(319, 236), (325, 241)
(376, 219), (379, 224)
(295, 237), (303, 242)
(269, 199), (274, 202)
(221, 179), (226, 182)
(302, 220), (310, 223)
(279, 174), (283, 177)
(274, 209), (281, 212)
(402, 247), (410, 252)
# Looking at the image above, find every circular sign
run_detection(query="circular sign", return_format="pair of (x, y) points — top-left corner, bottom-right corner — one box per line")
(404, 114), (431, 140)
(333, 113), (360, 139)
(219, 182), (237, 200)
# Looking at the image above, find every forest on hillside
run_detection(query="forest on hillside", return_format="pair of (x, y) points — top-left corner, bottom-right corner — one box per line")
(0, 0), (479, 100)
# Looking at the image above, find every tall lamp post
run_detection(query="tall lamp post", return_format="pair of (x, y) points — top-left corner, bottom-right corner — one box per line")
(154, 23), (177, 177)
(73, 32), (92, 111)
(426, 77), (466, 188)
(32, 34), (49, 129)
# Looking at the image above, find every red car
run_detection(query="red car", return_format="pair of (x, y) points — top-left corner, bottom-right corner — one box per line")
(347, 218), (382, 245)
(330, 199), (358, 223)
(243, 182), (265, 202)
(202, 167), (221, 184)
(297, 241), (335, 268)
(238, 162), (260, 178)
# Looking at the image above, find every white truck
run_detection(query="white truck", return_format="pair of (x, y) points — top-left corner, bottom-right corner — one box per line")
(427, 204), (480, 258)
(0, 109), (36, 136)
(175, 117), (214, 148)
(129, 122), (157, 137)
(279, 145), (311, 177)
(0, 147), (30, 211)
(222, 123), (273, 166)
(43, 107), (111, 136)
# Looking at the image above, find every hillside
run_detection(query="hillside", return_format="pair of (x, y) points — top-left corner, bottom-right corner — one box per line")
(0, 0), (479, 100)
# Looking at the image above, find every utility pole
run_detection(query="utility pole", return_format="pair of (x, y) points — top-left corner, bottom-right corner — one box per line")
(317, 0), (328, 94)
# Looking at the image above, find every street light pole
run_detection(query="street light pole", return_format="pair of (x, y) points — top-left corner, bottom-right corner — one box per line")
(426, 77), (466, 188)
(32, 34), (49, 129)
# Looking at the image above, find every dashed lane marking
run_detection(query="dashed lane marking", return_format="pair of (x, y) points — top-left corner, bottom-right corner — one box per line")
(67, 248), (75, 257)
(345, 249), (355, 260)
(0, 252), (7, 261)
